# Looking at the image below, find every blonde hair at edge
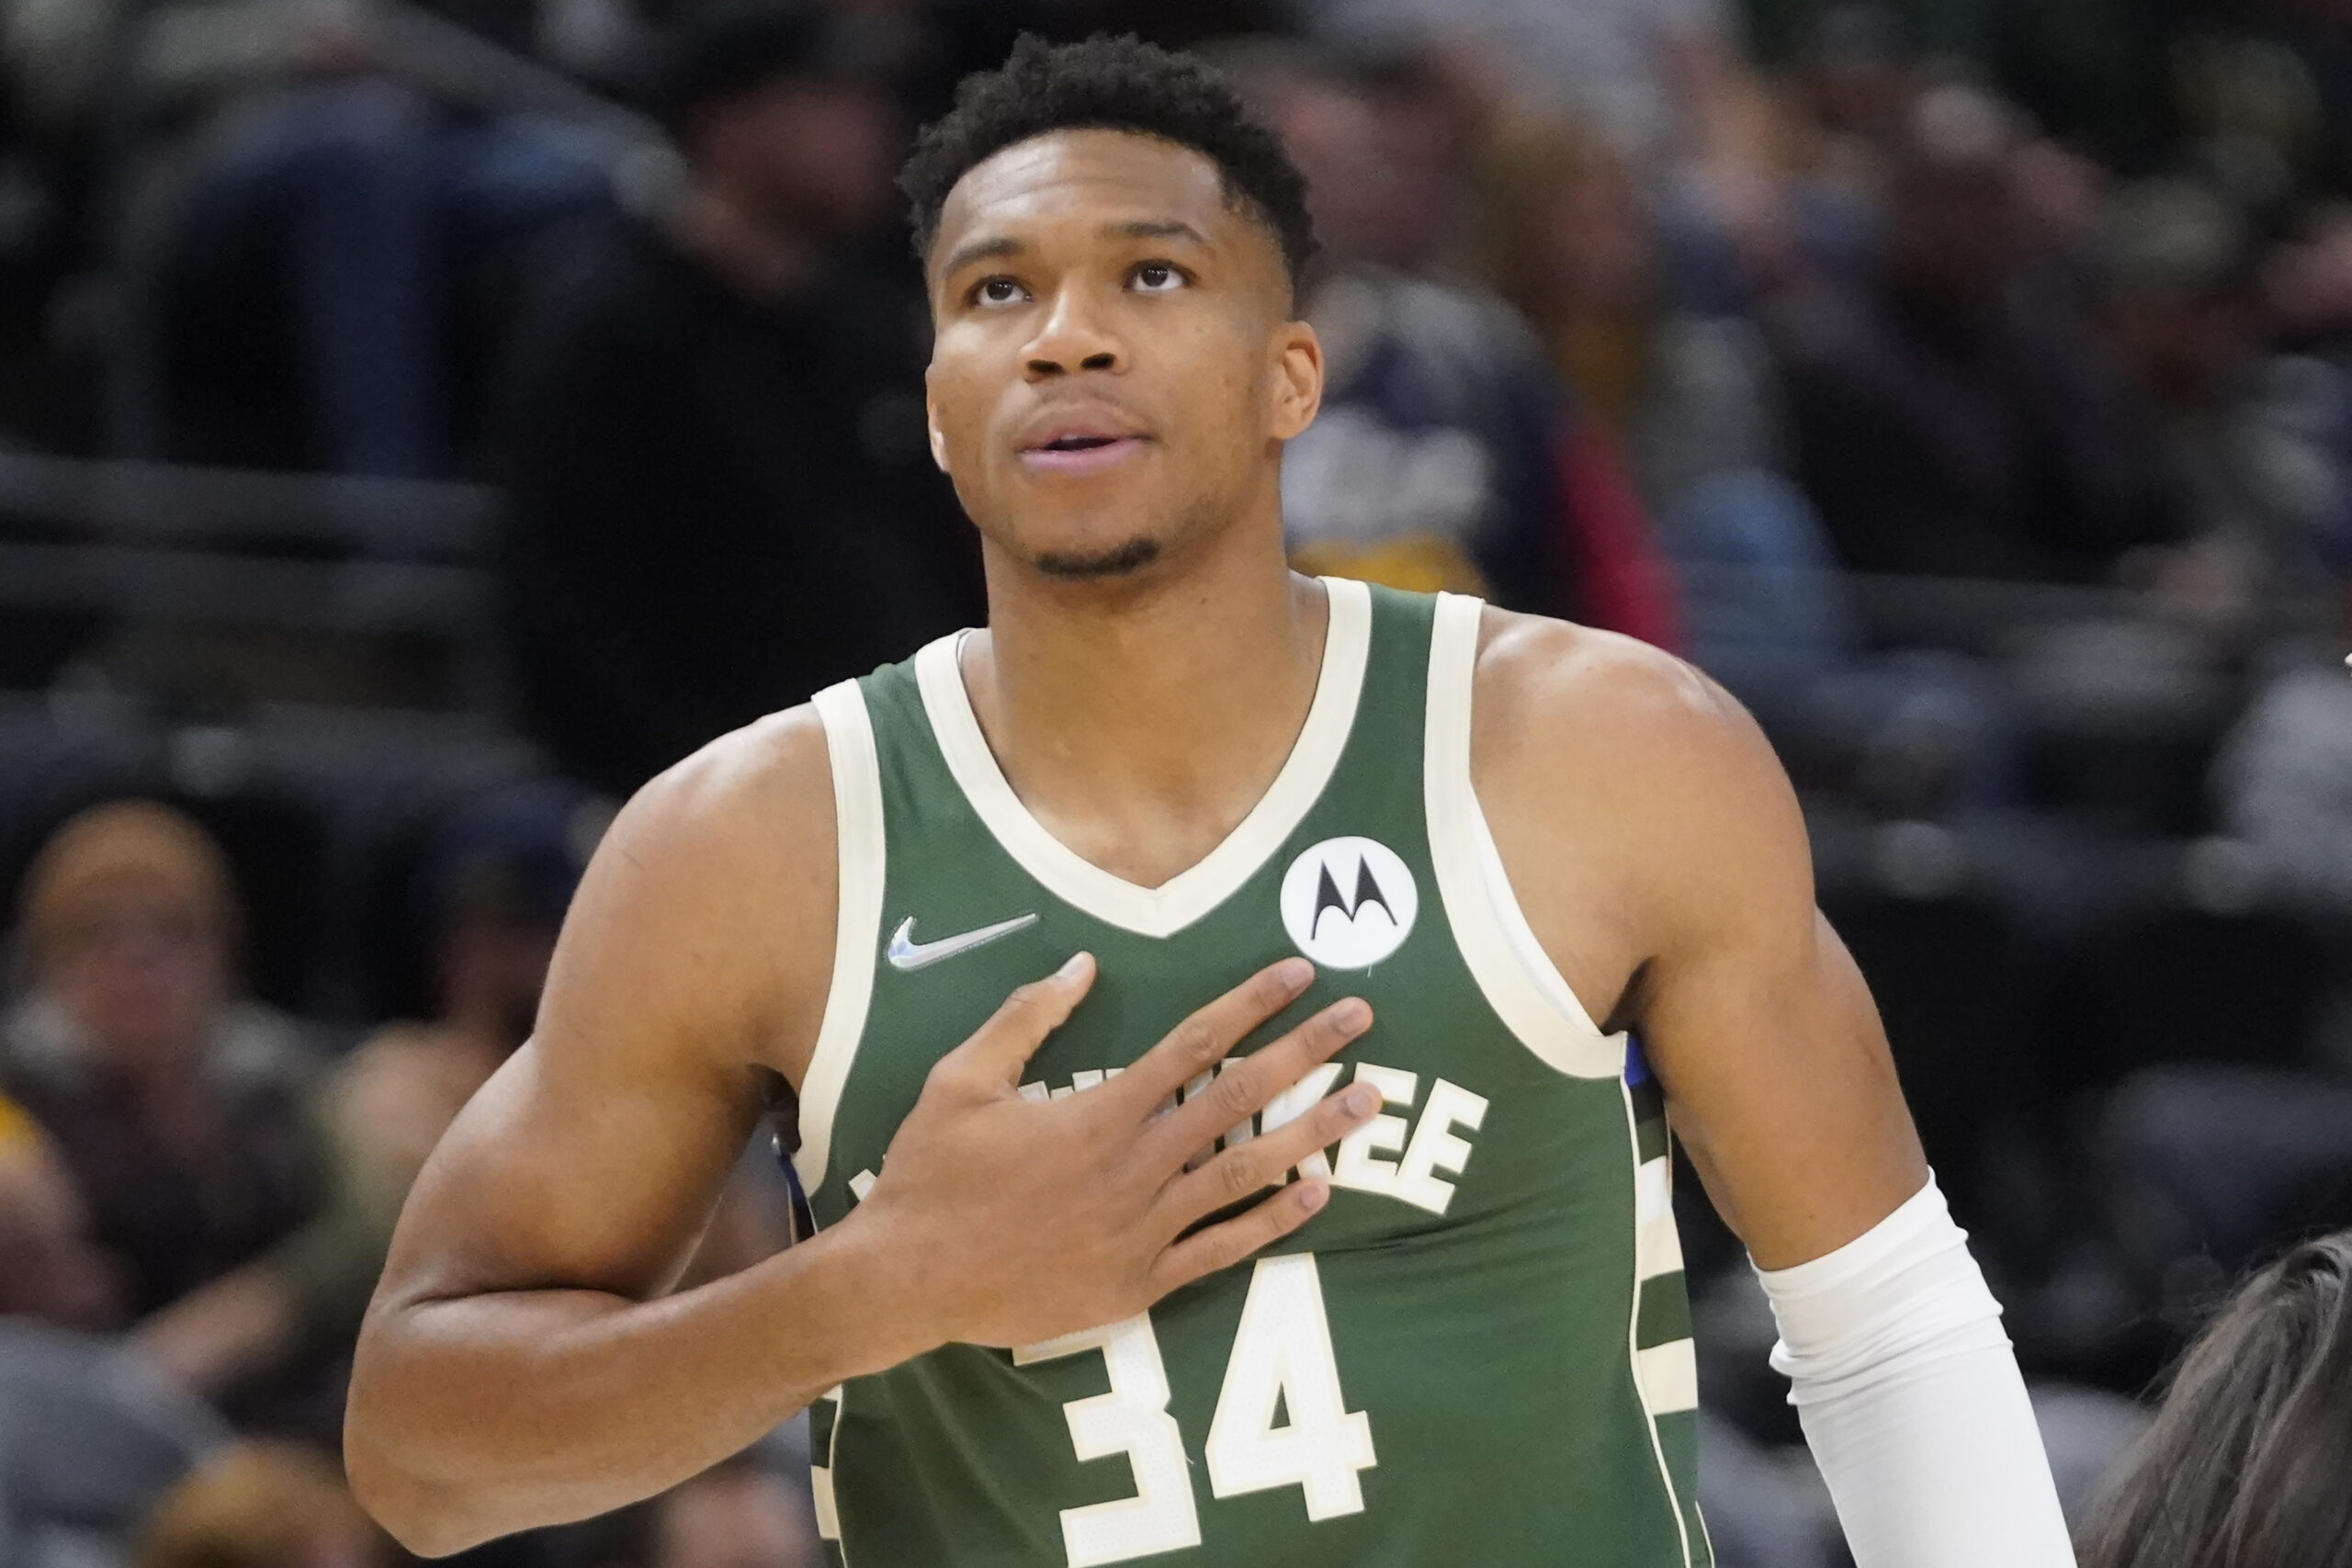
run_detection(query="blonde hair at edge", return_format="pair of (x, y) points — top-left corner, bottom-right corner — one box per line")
(135, 1442), (383, 1568)
(0, 1090), (39, 1165)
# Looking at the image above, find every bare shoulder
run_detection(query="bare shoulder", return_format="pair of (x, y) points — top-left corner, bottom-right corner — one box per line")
(541, 704), (842, 1090)
(1469, 609), (1813, 997)
(1472, 607), (1790, 811)
(597, 705), (836, 894)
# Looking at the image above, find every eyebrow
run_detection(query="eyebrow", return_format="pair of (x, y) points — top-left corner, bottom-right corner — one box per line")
(938, 219), (1214, 282)
(1106, 219), (1211, 247)
(939, 233), (1025, 278)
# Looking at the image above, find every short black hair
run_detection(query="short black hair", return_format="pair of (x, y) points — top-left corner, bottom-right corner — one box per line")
(899, 34), (1317, 297)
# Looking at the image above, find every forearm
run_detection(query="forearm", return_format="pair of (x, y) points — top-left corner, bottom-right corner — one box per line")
(346, 1221), (933, 1556)
(1756, 1178), (2075, 1567)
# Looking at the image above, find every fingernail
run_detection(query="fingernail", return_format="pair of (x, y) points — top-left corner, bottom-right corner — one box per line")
(1334, 998), (1371, 1032)
(1275, 957), (1313, 990)
(1058, 953), (1091, 980)
(1298, 1180), (1329, 1212)
(1343, 1084), (1379, 1116)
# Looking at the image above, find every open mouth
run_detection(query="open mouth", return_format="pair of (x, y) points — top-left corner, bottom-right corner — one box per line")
(1020, 433), (1148, 471)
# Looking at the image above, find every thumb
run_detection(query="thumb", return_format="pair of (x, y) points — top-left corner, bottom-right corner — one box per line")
(948, 953), (1096, 1090)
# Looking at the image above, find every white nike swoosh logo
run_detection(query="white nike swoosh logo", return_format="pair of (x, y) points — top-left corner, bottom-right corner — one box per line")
(886, 912), (1040, 972)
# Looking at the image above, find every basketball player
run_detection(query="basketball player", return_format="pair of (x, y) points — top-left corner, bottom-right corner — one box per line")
(346, 35), (2074, 1568)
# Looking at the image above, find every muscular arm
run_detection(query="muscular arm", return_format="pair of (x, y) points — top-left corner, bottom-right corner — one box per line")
(345, 710), (1385, 1557)
(1472, 613), (1923, 1261)
(345, 711), (865, 1552)
(1478, 613), (2073, 1567)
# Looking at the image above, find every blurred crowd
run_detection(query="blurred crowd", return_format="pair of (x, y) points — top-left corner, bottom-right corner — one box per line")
(4, 1), (2352, 1565)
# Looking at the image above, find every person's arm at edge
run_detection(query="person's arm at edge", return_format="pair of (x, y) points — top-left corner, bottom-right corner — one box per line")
(345, 707), (880, 1554)
(1474, 612), (1921, 1262)
(1475, 611), (2074, 1565)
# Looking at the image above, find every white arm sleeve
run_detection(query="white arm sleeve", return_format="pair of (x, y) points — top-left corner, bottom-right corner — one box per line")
(1753, 1177), (2075, 1567)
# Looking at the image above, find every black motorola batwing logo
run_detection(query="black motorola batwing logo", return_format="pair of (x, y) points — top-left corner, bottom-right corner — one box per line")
(1311, 857), (1398, 940)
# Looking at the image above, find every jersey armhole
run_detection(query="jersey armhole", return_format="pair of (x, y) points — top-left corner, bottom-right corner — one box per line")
(797, 680), (888, 1192)
(1423, 593), (1627, 1079)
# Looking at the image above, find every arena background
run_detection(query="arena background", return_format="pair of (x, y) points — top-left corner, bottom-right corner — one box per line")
(2, 1), (2349, 1564)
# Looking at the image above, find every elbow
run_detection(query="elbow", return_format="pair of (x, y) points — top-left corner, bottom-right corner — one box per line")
(345, 1435), (481, 1559)
(344, 1328), (498, 1558)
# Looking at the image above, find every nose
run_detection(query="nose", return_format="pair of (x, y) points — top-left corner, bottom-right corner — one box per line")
(1023, 282), (1125, 380)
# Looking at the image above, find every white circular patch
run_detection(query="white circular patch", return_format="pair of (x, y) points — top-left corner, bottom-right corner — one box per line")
(1280, 836), (1418, 970)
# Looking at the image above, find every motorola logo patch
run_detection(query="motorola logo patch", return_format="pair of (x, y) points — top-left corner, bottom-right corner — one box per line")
(1280, 836), (1418, 970)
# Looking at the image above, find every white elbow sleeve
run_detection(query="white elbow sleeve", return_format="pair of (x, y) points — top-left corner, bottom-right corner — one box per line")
(1753, 1177), (2075, 1567)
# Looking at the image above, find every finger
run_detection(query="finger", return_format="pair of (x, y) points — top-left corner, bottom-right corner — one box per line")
(1104, 958), (1316, 1115)
(936, 953), (1096, 1091)
(1141, 997), (1372, 1166)
(1159, 1079), (1379, 1229)
(1148, 1180), (1330, 1298)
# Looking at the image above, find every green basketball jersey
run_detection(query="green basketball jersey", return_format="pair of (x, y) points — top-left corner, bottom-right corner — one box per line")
(796, 580), (1709, 1567)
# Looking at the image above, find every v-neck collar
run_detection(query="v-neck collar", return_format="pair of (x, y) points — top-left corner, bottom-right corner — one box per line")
(911, 577), (1373, 939)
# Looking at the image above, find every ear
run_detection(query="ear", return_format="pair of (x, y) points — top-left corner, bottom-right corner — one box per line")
(1267, 319), (1324, 443)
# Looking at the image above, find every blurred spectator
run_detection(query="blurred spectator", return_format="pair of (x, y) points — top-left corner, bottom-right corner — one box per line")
(1471, 106), (2016, 814)
(132, 783), (594, 1404)
(135, 1439), (389, 1568)
(1650, 3), (1935, 323)
(498, 1), (980, 796)
(6, 1096), (229, 1568)
(1293, 0), (1732, 166)
(0, 801), (328, 1322)
(2076, 1229), (2352, 1566)
(2265, 201), (2352, 351)
(2090, 1066), (2352, 1326)
(1234, 42), (1679, 643)
(2095, 178), (2348, 633)
(2213, 637), (2352, 917)
(1, 1320), (228, 1568)
(94, 0), (625, 475)
(1786, 5), (1914, 198)
(1470, 104), (1804, 653)
(650, 1450), (820, 1568)
(0, 1089), (119, 1328)
(1474, 111), (1784, 515)
(1476, 114), (1663, 439)
(1764, 84), (2189, 582)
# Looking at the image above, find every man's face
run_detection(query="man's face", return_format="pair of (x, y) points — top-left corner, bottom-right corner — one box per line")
(46, 882), (227, 1077)
(923, 130), (1320, 581)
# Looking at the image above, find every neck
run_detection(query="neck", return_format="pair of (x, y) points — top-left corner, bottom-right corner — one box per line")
(961, 506), (1328, 889)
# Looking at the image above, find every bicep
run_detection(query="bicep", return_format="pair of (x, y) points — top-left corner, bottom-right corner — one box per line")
(1480, 622), (1928, 1270)
(375, 724), (832, 1309)
(378, 1028), (763, 1311)
(1639, 904), (1925, 1269)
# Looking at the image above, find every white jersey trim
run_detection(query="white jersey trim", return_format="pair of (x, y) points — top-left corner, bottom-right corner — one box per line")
(1618, 1079), (1702, 1568)
(912, 577), (1373, 940)
(1423, 592), (1625, 1078)
(797, 680), (888, 1193)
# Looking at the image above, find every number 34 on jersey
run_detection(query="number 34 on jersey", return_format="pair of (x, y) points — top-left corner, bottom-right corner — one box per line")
(1014, 1253), (1372, 1568)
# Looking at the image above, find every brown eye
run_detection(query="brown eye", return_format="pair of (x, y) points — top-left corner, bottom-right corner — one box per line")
(1132, 263), (1183, 292)
(976, 277), (1026, 306)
